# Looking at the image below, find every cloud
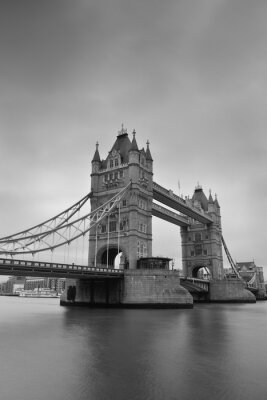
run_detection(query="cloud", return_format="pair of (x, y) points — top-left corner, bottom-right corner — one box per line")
(0, 0), (267, 281)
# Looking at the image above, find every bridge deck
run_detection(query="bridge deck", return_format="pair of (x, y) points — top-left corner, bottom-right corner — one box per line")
(180, 277), (210, 293)
(0, 258), (124, 279)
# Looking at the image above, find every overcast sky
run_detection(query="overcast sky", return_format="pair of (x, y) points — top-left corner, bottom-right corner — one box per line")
(0, 0), (267, 278)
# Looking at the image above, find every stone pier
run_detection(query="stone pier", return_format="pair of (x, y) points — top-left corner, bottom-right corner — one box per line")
(209, 279), (256, 303)
(60, 270), (193, 308)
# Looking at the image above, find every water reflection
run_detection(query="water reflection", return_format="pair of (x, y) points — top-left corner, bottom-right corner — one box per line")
(0, 298), (267, 400)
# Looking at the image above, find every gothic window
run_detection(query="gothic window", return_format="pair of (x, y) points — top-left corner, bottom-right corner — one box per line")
(195, 244), (202, 256)
(122, 199), (127, 207)
(119, 170), (123, 178)
(204, 249), (207, 255)
(137, 241), (147, 258)
(101, 225), (106, 233)
(115, 172), (118, 179)
(115, 158), (119, 167)
(109, 221), (117, 232)
(143, 243), (147, 257)
(110, 160), (113, 168)
(191, 251), (194, 256)
(138, 198), (147, 210)
(138, 223), (147, 233)
(195, 233), (202, 242)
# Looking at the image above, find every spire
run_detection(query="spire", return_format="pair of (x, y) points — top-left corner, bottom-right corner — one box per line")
(214, 193), (220, 208)
(92, 142), (101, 162)
(130, 129), (139, 151)
(145, 140), (153, 161)
(117, 123), (128, 137)
(208, 189), (214, 203)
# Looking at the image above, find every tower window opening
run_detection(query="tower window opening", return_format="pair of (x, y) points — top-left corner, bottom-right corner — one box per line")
(195, 244), (202, 256)
(195, 233), (202, 242)
(109, 221), (117, 232)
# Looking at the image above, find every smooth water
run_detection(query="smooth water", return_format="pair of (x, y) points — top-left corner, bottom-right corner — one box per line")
(0, 297), (267, 400)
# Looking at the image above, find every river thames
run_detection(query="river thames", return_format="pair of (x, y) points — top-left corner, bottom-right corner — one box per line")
(0, 297), (267, 400)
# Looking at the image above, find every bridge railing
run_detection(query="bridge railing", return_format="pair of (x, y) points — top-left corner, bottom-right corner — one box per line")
(153, 182), (188, 206)
(0, 258), (124, 275)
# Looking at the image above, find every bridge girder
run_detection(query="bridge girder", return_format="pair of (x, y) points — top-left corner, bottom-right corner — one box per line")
(152, 203), (190, 227)
(153, 182), (213, 225)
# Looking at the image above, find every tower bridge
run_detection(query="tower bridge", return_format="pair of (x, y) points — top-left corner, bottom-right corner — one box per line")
(0, 126), (264, 306)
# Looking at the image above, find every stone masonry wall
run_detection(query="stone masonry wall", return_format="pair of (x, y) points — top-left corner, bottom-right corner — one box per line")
(122, 269), (193, 307)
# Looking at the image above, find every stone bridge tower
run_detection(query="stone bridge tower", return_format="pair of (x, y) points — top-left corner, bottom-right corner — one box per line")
(88, 126), (153, 269)
(181, 185), (224, 280)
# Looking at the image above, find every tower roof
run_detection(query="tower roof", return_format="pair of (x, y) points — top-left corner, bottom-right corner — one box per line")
(103, 125), (132, 166)
(192, 185), (209, 211)
(92, 142), (101, 162)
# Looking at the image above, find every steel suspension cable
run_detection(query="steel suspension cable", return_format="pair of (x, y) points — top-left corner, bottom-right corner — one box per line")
(0, 182), (131, 256)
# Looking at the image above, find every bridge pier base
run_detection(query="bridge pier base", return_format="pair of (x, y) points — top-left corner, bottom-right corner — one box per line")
(60, 270), (193, 308)
(209, 279), (256, 303)
(121, 270), (193, 308)
(60, 278), (122, 307)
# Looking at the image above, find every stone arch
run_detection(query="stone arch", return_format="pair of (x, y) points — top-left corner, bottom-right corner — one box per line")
(192, 265), (212, 280)
(97, 244), (128, 268)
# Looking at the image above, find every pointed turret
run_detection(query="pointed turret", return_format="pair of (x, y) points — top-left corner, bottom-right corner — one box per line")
(214, 194), (220, 208)
(208, 189), (214, 204)
(91, 142), (102, 190)
(145, 140), (153, 161)
(92, 142), (101, 162)
(130, 129), (139, 151)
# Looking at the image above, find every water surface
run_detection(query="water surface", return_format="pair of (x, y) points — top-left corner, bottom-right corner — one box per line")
(0, 297), (267, 400)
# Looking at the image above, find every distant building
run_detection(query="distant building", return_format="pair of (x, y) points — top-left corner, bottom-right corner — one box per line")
(5, 276), (26, 294)
(0, 276), (66, 295)
(25, 277), (66, 294)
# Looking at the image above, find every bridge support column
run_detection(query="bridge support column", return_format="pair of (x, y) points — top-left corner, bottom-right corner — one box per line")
(60, 278), (122, 306)
(209, 279), (256, 303)
(121, 270), (193, 308)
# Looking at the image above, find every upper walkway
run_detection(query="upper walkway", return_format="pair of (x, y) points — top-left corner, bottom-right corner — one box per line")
(153, 182), (213, 225)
